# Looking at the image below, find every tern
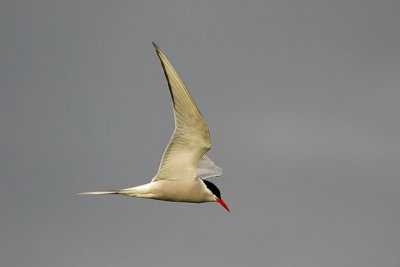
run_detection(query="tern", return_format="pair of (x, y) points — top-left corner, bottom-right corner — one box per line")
(79, 43), (229, 212)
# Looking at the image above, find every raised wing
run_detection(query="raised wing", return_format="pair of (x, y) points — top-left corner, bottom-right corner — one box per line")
(152, 43), (211, 182)
(197, 154), (223, 179)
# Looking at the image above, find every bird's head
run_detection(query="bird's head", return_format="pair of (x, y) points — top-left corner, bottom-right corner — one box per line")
(203, 180), (230, 212)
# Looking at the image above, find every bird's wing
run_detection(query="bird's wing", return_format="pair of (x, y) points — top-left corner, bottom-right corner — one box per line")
(152, 43), (211, 182)
(197, 154), (222, 179)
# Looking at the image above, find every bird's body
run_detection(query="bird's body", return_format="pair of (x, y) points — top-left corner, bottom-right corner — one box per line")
(120, 178), (214, 203)
(79, 43), (229, 212)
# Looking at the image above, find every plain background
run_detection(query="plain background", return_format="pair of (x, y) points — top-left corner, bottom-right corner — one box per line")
(1, 0), (400, 266)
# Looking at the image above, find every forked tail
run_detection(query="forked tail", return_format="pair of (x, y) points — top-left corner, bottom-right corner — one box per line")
(78, 190), (118, 195)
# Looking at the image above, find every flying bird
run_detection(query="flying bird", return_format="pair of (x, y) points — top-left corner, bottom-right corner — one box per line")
(79, 43), (229, 212)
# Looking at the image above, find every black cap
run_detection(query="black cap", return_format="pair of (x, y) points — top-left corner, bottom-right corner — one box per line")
(203, 180), (221, 199)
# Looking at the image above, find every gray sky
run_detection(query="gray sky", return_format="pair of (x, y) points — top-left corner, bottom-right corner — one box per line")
(1, 0), (400, 266)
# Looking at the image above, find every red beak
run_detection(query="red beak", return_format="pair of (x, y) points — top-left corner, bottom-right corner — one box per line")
(216, 197), (230, 212)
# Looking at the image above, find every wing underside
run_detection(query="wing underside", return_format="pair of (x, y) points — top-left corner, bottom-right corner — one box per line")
(152, 43), (211, 181)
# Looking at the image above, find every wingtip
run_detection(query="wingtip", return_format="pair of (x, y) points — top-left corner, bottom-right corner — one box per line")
(152, 42), (160, 52)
